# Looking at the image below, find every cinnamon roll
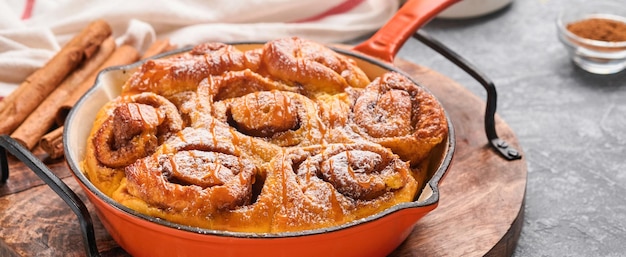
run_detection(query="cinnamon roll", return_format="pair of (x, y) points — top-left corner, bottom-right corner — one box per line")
(84, 92), (183, 195)
(270, 143), (418, 232)
(350, 72), (448, 165)
(212, 90), (326, 147)
(83, 37), (448, 233)
(261, 37), (370, 94)
(123, 42), (260, 96)
(120, 149), (258, 227)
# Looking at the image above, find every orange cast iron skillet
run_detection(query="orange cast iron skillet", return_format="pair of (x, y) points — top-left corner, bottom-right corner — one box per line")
(63, 0), (460, 256)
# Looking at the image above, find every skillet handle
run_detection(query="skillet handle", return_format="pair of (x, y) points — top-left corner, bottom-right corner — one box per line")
(353, 0), (460, 63)
(0, 135), (101, 257)
(413, 31), (521, 160)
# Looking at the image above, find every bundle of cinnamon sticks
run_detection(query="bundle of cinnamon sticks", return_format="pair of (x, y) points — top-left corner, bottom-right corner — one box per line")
(0, 20), (176, 159)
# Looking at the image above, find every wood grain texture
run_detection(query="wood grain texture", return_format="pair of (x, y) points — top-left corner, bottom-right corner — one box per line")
(390, 60), (526, 257)
(0, 149), (70, 197)
(0, 61), (526, 257)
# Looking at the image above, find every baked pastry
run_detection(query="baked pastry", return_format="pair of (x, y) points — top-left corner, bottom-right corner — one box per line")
(83, 37), (448, 233)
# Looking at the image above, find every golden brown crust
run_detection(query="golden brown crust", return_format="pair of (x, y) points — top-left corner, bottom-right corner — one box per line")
(269, 144), (418, 232)
(122, 42), (259, 96)
(125, 150), (257, 215)
(351, 72), (448, 166)
(261, 37), (370, 94)
(83, 37), (447, 233)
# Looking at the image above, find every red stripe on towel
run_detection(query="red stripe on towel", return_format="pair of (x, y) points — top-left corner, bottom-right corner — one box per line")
(294, 0), (365, 23)
(21, 0), (36, 20)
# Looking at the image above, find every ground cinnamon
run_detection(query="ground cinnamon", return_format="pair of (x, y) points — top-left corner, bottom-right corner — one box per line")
(567, 18), (626, 42)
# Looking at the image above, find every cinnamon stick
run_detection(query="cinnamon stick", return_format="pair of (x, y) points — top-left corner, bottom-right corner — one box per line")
(0, 77), (35, 114)
(40, 126), (64, 159)
(0, 20), (112, 135)
(10, 36), (116, 149)
(141, 38), (176, 59)
(55, 44), (141, 126)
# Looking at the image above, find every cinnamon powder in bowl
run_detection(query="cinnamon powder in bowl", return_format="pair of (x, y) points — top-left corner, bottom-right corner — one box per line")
(557, 1), (626, 74)
(567, 18), (626, 43)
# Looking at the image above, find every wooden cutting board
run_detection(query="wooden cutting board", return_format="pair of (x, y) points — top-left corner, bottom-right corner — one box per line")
(390, 60), (526, 257)
(0, 60), (527, 257)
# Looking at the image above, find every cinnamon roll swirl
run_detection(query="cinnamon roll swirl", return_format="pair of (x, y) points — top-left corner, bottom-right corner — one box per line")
(120, 149), (258, 227)
(84, 92), (183, 195)
(212, 90), (325, 147)
(351, 72), (448, 165)
(271, 143), (418, 232)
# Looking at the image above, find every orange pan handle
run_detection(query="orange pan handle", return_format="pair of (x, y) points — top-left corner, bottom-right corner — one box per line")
(352, 0), (460, 63)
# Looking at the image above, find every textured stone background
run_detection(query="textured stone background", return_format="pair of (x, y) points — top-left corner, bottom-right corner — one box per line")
(392, 0), (626, 256)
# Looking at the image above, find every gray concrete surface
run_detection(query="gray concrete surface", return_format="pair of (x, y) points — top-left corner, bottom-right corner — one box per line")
(392, 0), (626, 256)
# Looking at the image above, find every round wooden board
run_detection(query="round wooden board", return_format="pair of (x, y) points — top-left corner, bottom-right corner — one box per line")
(390, 60), (527, 257)
(0, 60), (527, 257)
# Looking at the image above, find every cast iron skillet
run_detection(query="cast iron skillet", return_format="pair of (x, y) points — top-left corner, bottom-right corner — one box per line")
(0, 0), (521, 256)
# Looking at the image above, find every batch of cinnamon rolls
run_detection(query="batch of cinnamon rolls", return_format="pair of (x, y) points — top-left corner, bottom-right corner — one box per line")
(83, 37), (448, 233)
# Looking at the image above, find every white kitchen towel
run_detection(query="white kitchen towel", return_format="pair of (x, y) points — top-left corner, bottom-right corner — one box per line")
(0, 0), (400, 98)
